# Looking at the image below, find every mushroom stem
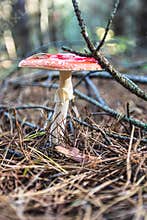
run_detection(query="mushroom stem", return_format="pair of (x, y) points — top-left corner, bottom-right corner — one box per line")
(50, 71), (73, 143)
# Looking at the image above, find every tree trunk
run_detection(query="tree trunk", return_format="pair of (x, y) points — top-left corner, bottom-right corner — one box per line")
(113, 0), (126, 36)
(11, 0), (30, 57)
(136, 0), (147, 47)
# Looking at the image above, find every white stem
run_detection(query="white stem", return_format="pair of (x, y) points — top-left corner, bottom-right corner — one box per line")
(50, 71), (73, 143)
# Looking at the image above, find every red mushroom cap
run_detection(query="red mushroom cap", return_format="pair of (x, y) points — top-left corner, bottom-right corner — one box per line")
(19, 53), (102, 71)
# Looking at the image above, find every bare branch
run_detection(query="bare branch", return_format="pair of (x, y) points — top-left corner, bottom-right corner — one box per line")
(95, 0), (120, 51)
(72, 0), (95, 52)
(62, 46), (92, 57)
(3, 112), (38, 129)
(84, 77), (107, 106)
(0, 104), (53, 112)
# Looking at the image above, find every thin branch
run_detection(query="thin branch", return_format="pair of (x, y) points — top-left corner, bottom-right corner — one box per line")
(75, 71), (147, 85)
(105, 131), (147, 144)
(62, 46), (92, 57)
(72, 0), (95, 52)
(73, 71), (96, 89)
(48, 70), (147, 85)
(95, 0), (120, 51)
(84, 77), (107, 106)
(71, 117), (147, 144)
(0, 105), (53, 112)
(10, 81), (56, 90)
(84, 71), (147, 84)
(3, 112), (38, 129)
(1, 148), (23, 158)
(62, 46), (147, 70)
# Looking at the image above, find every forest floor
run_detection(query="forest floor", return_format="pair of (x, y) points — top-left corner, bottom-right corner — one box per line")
(0, 52), (147, 220)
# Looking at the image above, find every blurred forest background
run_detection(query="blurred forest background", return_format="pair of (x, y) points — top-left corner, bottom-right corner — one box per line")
(0, 0), (147, 80)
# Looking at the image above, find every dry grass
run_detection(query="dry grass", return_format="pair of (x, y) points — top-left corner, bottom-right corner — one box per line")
(0, 73), (147, 220)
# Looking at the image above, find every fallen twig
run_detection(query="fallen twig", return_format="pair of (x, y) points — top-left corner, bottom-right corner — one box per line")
(2, 112), (38, 129)
(84, 77), (107, 106)
(0, 104), (53, 112)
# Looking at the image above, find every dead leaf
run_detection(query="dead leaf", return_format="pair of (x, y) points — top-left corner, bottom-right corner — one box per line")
(55, 145), (100, 163)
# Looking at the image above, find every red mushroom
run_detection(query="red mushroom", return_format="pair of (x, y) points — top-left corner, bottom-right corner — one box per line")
(19, 53), (102, 143)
